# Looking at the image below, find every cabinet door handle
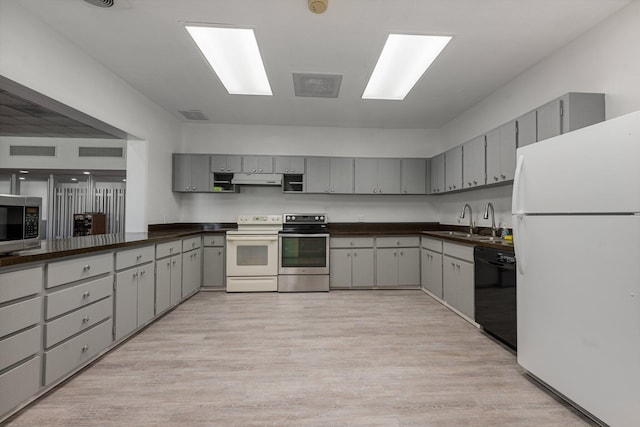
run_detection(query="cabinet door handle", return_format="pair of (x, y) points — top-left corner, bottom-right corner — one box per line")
(140, 270), (146, 276)
(133, 272), (138, 278)
(81, 344), (90, 353)
(501, 174), (506, 179)
(400, 250), (404, 256)
(379, 188), (383, 193)
(331, 189), (335, 192)
(193, 186), (197, 190)
(347, 253), (351, 257)
(473, 180), (478, 185)
(324, 188), (329, 192)
(252, 168), (257, 172)
(83, 264), (91, 271)
(394, 252), (397, 256)
(82, 315), (90, 323)
(172, 260), (176, 265)
(453, 185), (457, 189)
(353, 252), (357, 257)
(259, 168), (263, 172)
(285, 169), (289, 173)
(373, 189), (377, 193)
(468, 181), (472, 186)
(291, 169), (296, 172)
(494, 176), (499, 181)
(82, 291), (91, 298)
(218, 251), (222, 256)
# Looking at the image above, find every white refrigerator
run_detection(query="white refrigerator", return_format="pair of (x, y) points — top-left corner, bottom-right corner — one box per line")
(512, 111), (640, 427)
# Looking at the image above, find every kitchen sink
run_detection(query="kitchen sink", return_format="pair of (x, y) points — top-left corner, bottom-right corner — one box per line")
(427, 230), (509, 244)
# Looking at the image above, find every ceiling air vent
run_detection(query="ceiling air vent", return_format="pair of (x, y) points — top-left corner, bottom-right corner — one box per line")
(293, 73), (342, 98)
(79, 146), (124, 158)
(10, 145), (56, 156)
(178, 110), (210, 121)
(83, 0), (114, 7)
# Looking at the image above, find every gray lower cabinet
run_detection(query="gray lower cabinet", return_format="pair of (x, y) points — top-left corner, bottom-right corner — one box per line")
(375, 237), (420, 287)
(155, 240), (183, 313)
(43, 254), (114, 386)
(442, 242), (474, 320)
(182, 237), (202, 297)
(0, 266), (43, 417)
(329, 237), (375, 288)
(421, 237), (443, 298)
(114, 245), (155, 341)
(202, 235), (225, 289)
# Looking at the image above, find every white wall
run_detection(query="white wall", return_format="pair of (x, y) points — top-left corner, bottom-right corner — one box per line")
(434, 1), (640, 227)
(440, 1), (640, 147)
(179, 123), (442, 223)
(0, 1), (183, 230)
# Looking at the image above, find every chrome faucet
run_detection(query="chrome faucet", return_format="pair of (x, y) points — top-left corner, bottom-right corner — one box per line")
(483, 202), (497, 237)
(459, 203), (474, 235)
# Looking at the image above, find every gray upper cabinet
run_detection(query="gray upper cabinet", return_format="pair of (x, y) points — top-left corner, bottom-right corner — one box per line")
(444, 146), (462, 192)
(211, 155), (241, 173)
(429, 153), (445, 194)
(173, 154), (211, 192)
(305, 157), (354, 194)
(537, 98), (562, 141)
(486, 120), (517, 184)
(354, 158), (401, 194)
(400, 158), (427, 194)
(516, 110), (537, 148)
(462, 136), (485, 189)
(242, 156), (273, 173)
(518, 92), (605, 148)
(274, 156), (305, 174)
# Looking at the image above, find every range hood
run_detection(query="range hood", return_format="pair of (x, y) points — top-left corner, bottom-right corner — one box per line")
(231, 173), (282, 186)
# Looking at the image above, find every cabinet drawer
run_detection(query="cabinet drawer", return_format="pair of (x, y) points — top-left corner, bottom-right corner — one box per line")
(376, 236), (420, 248)
(0, 356), (41, 416)
(203, 235), (225, 247)
(421, 237), (443, 253)
(47, 253), (112, 289)
(0, 266), (43, 304)
(330, 237), (374, 248)
(443, 241), (474, 262)
(115, 245), (154, 271)
(45, 297), (112, 348)
(155, 240), (182, 259)
(44, 319), (112, 386)
(182, 236), (201, 252)
(45, 275), (112, 320)
(0, 325), (41, 372)
(0, 297), (41, 338)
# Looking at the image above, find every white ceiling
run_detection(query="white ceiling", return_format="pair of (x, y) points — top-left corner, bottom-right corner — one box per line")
(16, 0), (632, 129)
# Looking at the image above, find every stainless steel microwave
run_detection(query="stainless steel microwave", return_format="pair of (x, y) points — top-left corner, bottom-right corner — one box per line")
(0, 194), (42, 254)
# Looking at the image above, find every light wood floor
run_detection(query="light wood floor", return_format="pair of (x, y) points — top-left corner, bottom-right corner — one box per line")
(8, 290), (595, 426)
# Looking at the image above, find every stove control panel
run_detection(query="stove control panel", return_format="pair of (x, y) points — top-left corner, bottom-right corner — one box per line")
(283, 214), (327, 224)
(237, 214), (283, 225)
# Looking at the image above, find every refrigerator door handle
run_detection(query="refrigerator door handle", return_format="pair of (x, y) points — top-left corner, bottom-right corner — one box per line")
(513, 213), (525, 275)
(512, 154), (525, 215)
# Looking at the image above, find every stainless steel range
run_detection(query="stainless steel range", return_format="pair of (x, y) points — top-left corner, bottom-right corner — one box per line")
(278, 214), (329, 292)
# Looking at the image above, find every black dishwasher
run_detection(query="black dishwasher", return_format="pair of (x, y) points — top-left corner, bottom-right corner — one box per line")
(474, 246), (517, 350)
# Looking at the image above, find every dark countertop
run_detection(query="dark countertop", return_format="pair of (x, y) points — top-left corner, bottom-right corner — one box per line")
(0, 222), (513, 268)
(0, 228), (232, 268)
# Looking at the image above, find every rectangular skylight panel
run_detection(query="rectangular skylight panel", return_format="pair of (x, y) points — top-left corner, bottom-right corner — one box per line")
(362, 34), (452, 100)
(186, 26), (272, 96)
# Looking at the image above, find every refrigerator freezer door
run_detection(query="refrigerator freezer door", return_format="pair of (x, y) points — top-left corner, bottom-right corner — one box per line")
(512, 110), (640, 215)
(515, 214), (640, 427)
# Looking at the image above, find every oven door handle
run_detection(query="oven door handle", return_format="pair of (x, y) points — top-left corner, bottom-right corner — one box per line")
(279, 233), (330, 238)
(227, 235), (279, 242)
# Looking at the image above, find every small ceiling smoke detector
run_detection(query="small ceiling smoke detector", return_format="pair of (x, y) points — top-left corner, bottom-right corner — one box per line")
(308, 0), (328, 14)
(83, 0), (114, 8)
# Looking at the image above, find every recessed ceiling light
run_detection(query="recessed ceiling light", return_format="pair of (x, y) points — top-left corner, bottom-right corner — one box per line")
(83, 171), (91, 175)
(362, 34), (452, 100)
(19, 170), (29, 174)
(185, 25), (272, 96)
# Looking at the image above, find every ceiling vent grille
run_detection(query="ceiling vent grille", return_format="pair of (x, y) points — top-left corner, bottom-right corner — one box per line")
(79, 146), (124, 158)
(83, 0), (114, 7)
(10, 145), (56, 156)
(293, 73), (342, 98)
(178, 110), (210, 121)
